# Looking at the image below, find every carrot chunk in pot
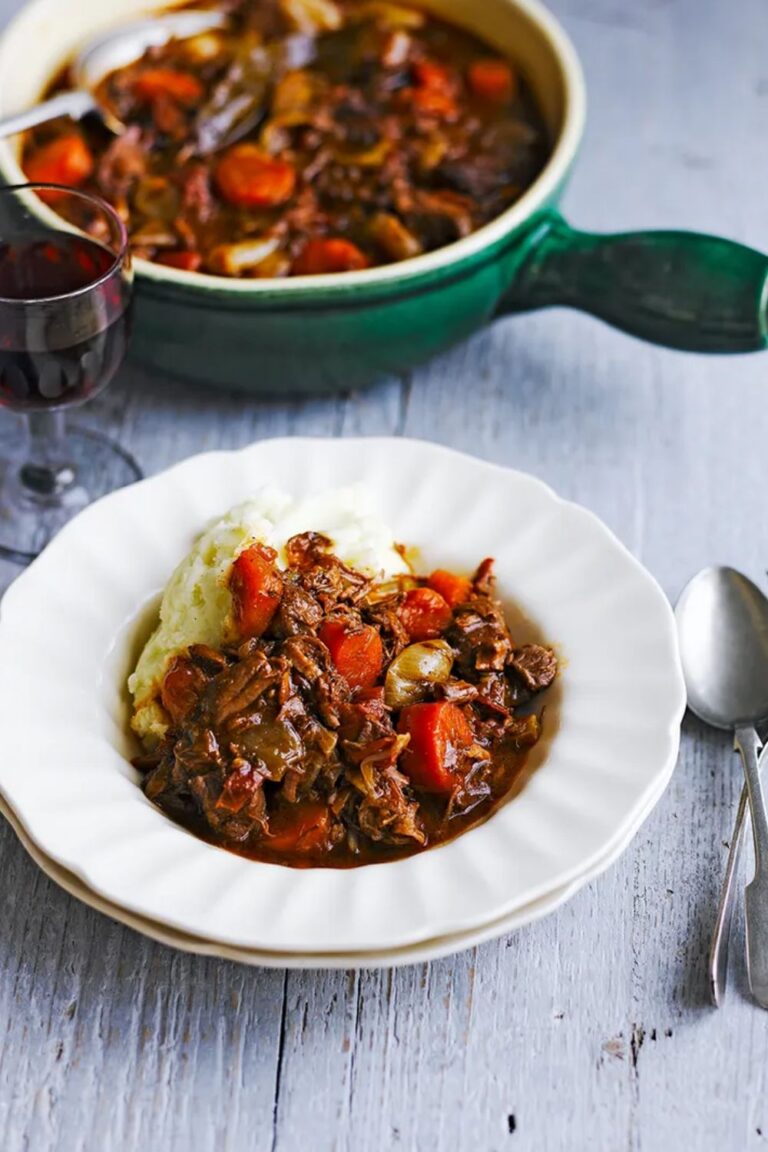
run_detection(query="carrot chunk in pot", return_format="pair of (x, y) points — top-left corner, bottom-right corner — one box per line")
(25, 134), (94, 187)
(467, 58), (517, 103)
(156, 250), (203, 272)
(407, 57), (459, 118)
(132, 68), (204, 106)
(215, 145), (297, 208)
(293, 238), (370, 275)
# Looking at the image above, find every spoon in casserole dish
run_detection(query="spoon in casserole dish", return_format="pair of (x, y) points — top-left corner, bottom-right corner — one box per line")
(0, 10), (228, 140)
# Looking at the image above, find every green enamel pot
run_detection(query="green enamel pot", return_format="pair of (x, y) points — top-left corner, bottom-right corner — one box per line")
(0, 0), (766, 396)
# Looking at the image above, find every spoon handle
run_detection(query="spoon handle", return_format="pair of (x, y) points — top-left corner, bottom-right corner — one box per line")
(709, 780), (750, 1005)
(735, 725), (768, 1008)
(0, 91), (96, 140)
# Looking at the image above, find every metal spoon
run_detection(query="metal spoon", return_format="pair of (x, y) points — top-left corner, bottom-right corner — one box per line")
(676, 566), (768, 1009)
(0, 10), (228, 139)
(710, 779), (752, 1004)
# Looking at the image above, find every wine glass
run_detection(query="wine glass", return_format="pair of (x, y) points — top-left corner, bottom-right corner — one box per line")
(0, 182), (140, 563)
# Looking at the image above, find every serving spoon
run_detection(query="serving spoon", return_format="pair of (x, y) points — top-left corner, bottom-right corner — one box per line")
(0, 9), (228, 139)
(676, 567), (768, 1008)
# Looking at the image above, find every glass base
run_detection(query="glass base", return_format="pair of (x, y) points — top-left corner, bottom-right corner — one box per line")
(0, 426), (142, 564)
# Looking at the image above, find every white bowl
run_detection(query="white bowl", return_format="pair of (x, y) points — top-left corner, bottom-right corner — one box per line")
(0, 765), (668, 969)
(0, 438), (685, 953)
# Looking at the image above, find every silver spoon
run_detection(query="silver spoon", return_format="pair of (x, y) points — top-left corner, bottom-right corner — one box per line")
(710, 779), (752, 1004)
(0, 10), (228, 139)
(676, 566), (768, 1009)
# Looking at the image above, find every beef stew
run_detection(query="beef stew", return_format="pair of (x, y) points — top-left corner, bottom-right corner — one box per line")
(136, 533), (558, 867)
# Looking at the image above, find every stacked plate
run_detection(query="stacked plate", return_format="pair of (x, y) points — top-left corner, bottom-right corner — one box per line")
(0, 439), (686, 968)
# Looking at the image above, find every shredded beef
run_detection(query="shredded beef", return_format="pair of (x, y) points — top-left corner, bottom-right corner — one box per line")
(96, 127), (147, 197)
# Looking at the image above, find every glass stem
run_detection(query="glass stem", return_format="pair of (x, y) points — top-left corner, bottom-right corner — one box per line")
(19, 411), (75, 502)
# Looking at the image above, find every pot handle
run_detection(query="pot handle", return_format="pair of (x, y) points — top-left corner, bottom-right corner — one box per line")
(499, 211), (768, 353)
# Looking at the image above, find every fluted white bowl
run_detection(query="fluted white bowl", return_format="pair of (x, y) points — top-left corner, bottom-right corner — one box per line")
(0, 766), (668, 968)
(0, 438), (685, 953)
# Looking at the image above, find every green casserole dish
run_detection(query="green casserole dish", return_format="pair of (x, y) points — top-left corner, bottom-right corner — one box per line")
(0, 0), (766, 395)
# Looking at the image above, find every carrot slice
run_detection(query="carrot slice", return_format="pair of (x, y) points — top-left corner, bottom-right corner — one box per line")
(132, 68), (204, 106)
(293, 238), (370, 275)
(230, 543), (283, 638)
(397, 701), (474, 793)
(407, 57), (459, 118)
(410, 88), (458, 117)
(215, 145), (296, 208)
(25, 134), (94, 188)
(427, 570), (472, 609)
(156, 250), (203, 272)
(467, 59), (517, 103)
(319, 619), (384, 690)
(266, 801), (332, 853)
(399, 587), (452, 641)
(412, 59), (455, 93)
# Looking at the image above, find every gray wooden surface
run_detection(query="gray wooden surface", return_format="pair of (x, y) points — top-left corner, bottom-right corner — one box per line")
(1, 0), (767, 1148)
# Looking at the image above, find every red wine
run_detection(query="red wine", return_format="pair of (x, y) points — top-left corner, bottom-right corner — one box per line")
(0, 232), (131, 412)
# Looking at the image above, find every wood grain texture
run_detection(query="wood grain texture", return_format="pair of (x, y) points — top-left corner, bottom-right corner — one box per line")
(1, 0), (768, 1148)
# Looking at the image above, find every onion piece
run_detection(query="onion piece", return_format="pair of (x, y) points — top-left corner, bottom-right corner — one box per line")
(206, 236), (281, 277)
(369, 212), (423, 260)
(280, 0), (343, 35)
(259, 108), (317, 154)
(181, 32), (227, 63)
(130, 220), (179, 248)
(385, 640), (454, 709)
(355, 2), (425, 28)
(333, 138), (392, 168)
(272, 70), (323, 114)
(363, 575), (418, 606)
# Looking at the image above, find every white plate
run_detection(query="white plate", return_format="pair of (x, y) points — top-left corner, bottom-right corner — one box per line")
(0, 763), (666, 969)
(0, 438), (685, 953)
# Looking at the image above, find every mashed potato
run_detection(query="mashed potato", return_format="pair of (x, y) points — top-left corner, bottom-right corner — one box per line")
(129, 485), (408, 747)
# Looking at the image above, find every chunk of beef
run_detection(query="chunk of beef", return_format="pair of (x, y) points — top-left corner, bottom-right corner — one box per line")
(352, 736), (425, 845)
(96, 126), (147, 197)
(180, 163), (216, 224)
(472, 557), (496, 597)
(274, 579), (324, 636)
(286, 532), (370, 609)
(364, 597), (411, 660)
(509, 645), (558, 694)
(449, 598), (513, 676)
(282, 633), (351, 728)
(437, 677), (479, 704)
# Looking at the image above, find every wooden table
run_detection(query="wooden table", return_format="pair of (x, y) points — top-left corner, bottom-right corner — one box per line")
(1, 1), (767, 1148)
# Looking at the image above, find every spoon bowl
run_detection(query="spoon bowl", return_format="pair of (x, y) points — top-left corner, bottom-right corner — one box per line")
(676, 566), (768, 731)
